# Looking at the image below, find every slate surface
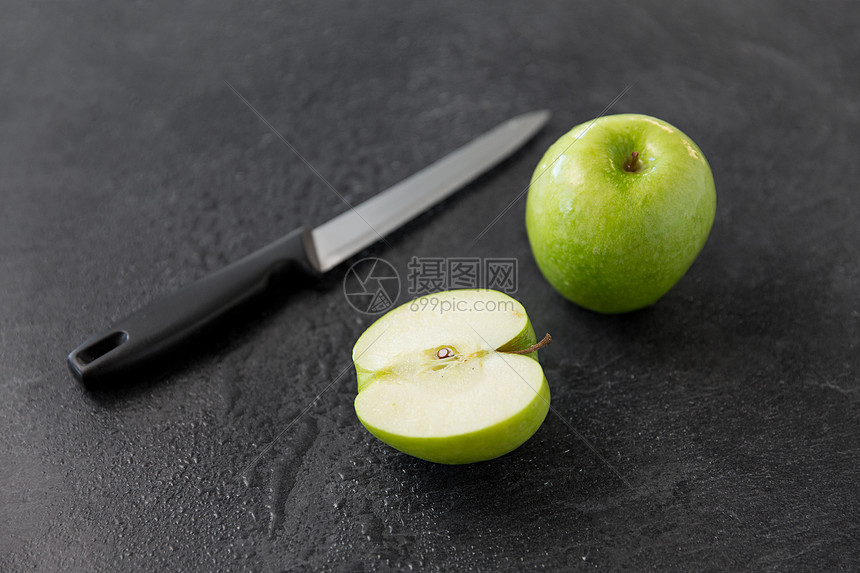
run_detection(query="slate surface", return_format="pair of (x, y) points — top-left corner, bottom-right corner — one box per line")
(2, 1), (858, 571)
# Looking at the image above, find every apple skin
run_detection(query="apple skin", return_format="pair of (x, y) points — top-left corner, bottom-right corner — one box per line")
(526, 114), (716, 313)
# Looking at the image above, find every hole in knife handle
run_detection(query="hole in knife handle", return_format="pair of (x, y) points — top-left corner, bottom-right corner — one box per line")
(75, 331), (129, 365)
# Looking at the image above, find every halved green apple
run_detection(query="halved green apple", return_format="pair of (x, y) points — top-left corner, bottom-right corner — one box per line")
(352, 289), (551, 464)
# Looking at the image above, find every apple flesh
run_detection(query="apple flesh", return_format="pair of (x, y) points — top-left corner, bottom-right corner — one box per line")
(353, 290), (550, 464)
(526, 113), (716, 313)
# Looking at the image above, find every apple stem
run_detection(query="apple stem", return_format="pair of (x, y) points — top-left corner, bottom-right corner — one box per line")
(625, 151), (640, 172)
(506, 333), (552, 355)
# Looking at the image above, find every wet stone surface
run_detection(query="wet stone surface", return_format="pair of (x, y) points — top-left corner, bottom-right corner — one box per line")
(2, 1), (859, 570)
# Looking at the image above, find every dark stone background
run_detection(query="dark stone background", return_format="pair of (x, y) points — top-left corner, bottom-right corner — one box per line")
(2, 1), (858, 570)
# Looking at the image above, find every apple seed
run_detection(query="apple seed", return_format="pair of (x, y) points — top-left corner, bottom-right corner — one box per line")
(436, 347), (456, 359)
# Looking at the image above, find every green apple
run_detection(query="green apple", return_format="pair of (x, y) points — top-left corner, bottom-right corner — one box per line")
(526, 113), (716, 313)
(352, 289), (551, 464)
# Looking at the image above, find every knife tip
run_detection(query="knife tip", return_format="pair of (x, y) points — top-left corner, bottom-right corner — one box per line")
(515, 109), (551, 131)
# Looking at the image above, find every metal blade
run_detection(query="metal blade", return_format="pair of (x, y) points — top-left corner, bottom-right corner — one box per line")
(307, 110), (550, 272)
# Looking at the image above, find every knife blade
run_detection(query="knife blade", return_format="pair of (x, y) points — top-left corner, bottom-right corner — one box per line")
(67, 110), (550, 387)
(311, 110), (550, 272)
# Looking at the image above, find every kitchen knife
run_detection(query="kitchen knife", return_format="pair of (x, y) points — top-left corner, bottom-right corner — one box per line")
(67, 110), (550, 387)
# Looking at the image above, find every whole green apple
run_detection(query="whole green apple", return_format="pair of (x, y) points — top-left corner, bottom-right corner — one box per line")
(353, 289), (551, 464)
(526, 113), (716, 313)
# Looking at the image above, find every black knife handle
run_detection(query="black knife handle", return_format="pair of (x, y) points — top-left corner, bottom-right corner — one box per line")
(68, 227), (317, 388)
